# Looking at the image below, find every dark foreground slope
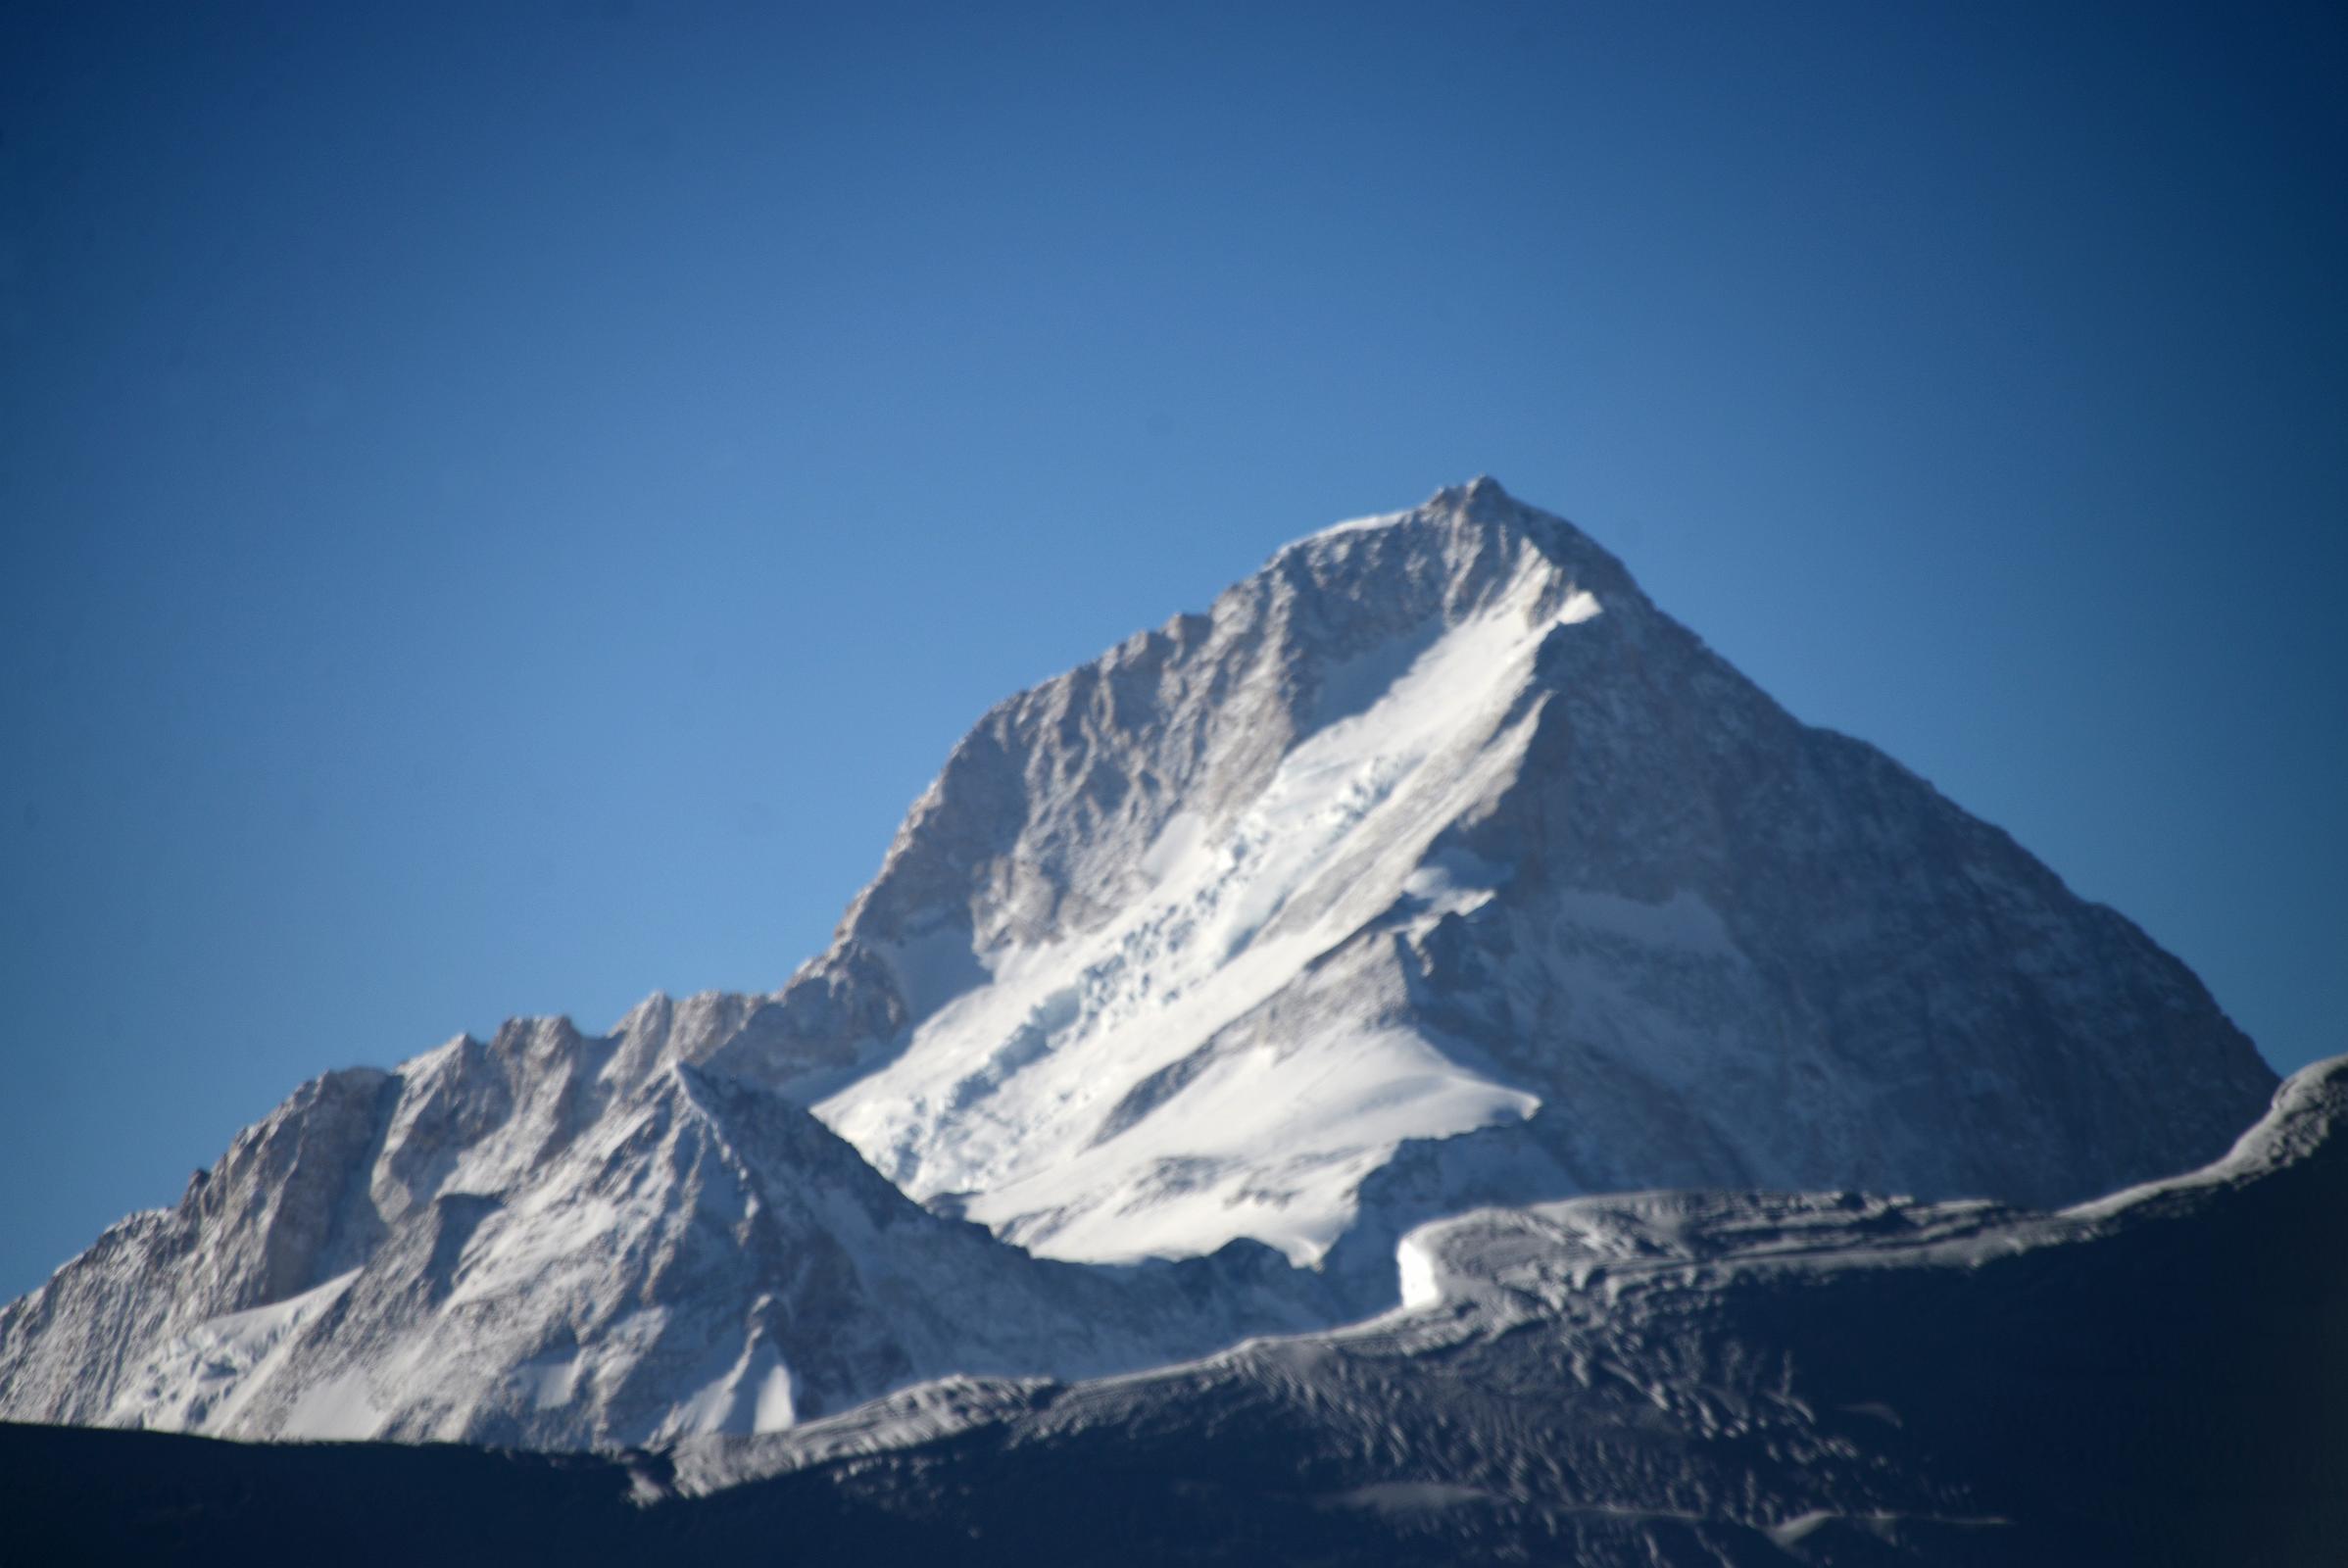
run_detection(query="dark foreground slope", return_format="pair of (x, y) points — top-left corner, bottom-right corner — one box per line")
(8, 1056), (2341, 1568)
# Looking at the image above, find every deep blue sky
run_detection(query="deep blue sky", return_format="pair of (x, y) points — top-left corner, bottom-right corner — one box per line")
(3, 1), (2342, 1300)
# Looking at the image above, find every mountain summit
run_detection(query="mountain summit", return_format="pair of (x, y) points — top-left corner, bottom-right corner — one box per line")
(0, 481), (2275, 1444)
(760, 478), (2274, 1285)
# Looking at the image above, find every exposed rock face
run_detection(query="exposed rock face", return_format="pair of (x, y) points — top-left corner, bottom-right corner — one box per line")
(0, 479), (2277, 1446)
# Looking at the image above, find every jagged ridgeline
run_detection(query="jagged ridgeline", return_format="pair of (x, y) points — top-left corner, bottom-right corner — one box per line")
(0, 480), (2275, 1447)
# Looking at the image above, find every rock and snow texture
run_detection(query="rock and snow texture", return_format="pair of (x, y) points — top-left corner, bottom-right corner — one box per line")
(0, 477), (2281, 1448)
(644, 1054), (2348, 1567)
(0, 1004), (1329, 1446)
(12, 1058), (2342, 1563)
(764, 476), (2275, 1284)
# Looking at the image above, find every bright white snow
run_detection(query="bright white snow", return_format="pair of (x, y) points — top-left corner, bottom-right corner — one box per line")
(817, 530), (1580, 1262)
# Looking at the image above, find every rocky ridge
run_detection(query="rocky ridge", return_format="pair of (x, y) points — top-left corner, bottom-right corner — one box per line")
(0, 1002), (1329, 1445)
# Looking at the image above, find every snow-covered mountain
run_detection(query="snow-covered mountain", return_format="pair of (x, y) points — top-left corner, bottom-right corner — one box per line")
(760, 476), (2275, 1289)
(0, 1004), (1329, 1445)
(0, 478), (2278, 1447)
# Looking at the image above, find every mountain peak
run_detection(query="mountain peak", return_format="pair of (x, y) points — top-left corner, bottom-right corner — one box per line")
(1435, 473), (1514, 514)
(1305, 473), (1531, 547)
(775, 483), (2272, 1277)
(1291, 479), (1636, 631)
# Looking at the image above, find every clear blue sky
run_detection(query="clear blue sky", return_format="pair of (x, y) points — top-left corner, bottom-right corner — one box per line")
(3, 1), (2341, 1300)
